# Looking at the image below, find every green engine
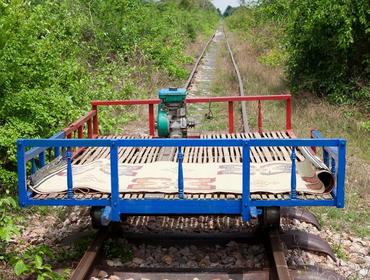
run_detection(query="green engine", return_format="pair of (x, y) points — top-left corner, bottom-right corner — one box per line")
(157, 88), (194, 138)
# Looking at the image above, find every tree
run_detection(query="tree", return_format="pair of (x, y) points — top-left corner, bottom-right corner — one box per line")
(223, 5), (235, 17)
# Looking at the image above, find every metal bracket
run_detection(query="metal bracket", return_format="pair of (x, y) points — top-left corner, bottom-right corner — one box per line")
(101, 206), (112, 226)
(249, 207), (262, 218)
(241, 140), (250, 221)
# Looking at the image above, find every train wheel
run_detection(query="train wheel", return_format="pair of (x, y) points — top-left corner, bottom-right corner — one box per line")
(258, 207), (280, 229)
(90, 206), (104, 229)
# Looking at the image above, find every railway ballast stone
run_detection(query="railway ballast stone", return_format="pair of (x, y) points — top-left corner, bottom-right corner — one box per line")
(108, 276), (121, 280)
(282, 217), (370, 279)
(97, 270), (108, 278)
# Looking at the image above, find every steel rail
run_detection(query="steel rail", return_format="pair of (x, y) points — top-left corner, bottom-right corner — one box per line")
(268, 229), (292, 280)
(70, 28), (338, 280)
(85, 230), (269, 279)
(89, 266), (342, 280)
(70, 228), (109, 280)
(81, 229), (341, 279)
(224, 26), (250, 132)
(184, 27), (250, 132)
(92, 268), (271, 279)
(184, 33), (216, 90)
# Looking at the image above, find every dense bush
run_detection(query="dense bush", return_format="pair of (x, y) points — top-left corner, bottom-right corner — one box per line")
(0, 1), (218, 278)
(0, 0), (218, 192)
(226, 0), (370, 109)
(226, 6), (287, 67)
(281, 0), (370, 107)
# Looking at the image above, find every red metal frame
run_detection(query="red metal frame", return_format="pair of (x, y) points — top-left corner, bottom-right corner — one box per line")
(88, 94), (292, 137)
(258, 100), (262, 133)
(286, 97), (292, 130)
(64, 110), (98, 139)
(148, 104), (155, 136)
(228, 101), (234, 133)
(62, 110), (98, 156)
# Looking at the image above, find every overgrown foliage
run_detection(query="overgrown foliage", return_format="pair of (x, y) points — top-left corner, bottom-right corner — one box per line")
(225, 2), (370, 240)
(0, 0), (218, 193)
(0, 196), (19, 252)
(223, 5), (237, 17)
(103, 238), (133, 262)
(226, 1), (370, 109)
(0, 0), (218, 278)
(10, 245), (67, 280)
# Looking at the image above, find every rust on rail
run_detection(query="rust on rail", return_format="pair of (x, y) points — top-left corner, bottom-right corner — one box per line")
(70, 228), (109, 280)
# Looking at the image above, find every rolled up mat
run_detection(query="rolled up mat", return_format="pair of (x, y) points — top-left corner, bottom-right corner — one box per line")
(297, 147), (335, 193)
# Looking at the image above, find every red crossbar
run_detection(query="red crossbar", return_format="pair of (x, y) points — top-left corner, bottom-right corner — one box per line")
(90, 94), (291, 106)
(91, 99), (159, 106)
(64, 110), (97, 137)
(88, 94), (292, 137)
(228, 101), (234, 134)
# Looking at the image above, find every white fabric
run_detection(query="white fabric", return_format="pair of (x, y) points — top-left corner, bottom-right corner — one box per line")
(31, 159), (326, 194)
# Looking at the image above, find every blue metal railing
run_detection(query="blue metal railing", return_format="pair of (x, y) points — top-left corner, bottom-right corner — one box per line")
(25, 131), (65, 174)
(311, 130), (345, 204)
(17, 137), (346, 221)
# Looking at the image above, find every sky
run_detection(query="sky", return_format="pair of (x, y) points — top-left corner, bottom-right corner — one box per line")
(211, 0), (240, 12)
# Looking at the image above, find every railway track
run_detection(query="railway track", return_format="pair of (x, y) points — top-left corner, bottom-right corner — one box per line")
(70, 28), (342, 280)
(71, 225), (340, 280)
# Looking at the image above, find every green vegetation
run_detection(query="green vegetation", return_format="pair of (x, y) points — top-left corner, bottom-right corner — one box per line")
(1, 0), (367, 277)
(55, 232), (96, 263)
(0, 0), (218, 278)
(223, 5), (237, 17)
(332, 243), (349, 261)
(0, 0), (218, 193)
(0, 196), (20, 257)
(225, 3), (369, 238)
(10, 245), (68, 280)
(226, 1), (370, 109)
(103, 238), (133, 262)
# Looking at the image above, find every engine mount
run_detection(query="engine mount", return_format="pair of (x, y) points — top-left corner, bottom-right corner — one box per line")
(157, 88), (194, 138)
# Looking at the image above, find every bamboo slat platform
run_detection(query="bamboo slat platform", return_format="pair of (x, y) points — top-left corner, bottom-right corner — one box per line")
(72, 131), (306, 165)
(32, 131), (333, 201)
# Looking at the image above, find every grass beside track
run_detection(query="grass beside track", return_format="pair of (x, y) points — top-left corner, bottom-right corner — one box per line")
(188, 30), (241, 132)
(223, 29), (369, 239)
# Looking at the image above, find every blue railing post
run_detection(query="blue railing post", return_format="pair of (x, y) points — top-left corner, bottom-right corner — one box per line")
(54, 147), (60, 158)
(110, 142), (120, 221)
(66, 148), (73, 199)
(323, 149), (329, 167)
(17, 141), (28, 207)
(336, 140), (346, 208)
(242, 141), (250, 221)
(290, 146), (297, 199)
(39, 152), (45, 168)
(331, 158), (337, 197)
(331, 158), (336, 175)
(31, 159), (36, 174)
(178, 146), (184, 199)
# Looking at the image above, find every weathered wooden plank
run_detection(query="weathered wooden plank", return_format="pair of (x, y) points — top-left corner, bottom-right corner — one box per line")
(253, 132), (273, 162)
(247, 133), (263, 163)
(74, 146), (95, 165)
(82, 136), (107, 163)
(248, 133), (265, 162)
(270, 131), (291, 160)
(277, 131), (305, 161)
(222, 134), (232, 163)
(141, 146), (154, 163)
(119, 136), (136, 163)
(151, 146), (161, 162)
(231, 134), (241, 163)
(262, 132), (281, 161)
